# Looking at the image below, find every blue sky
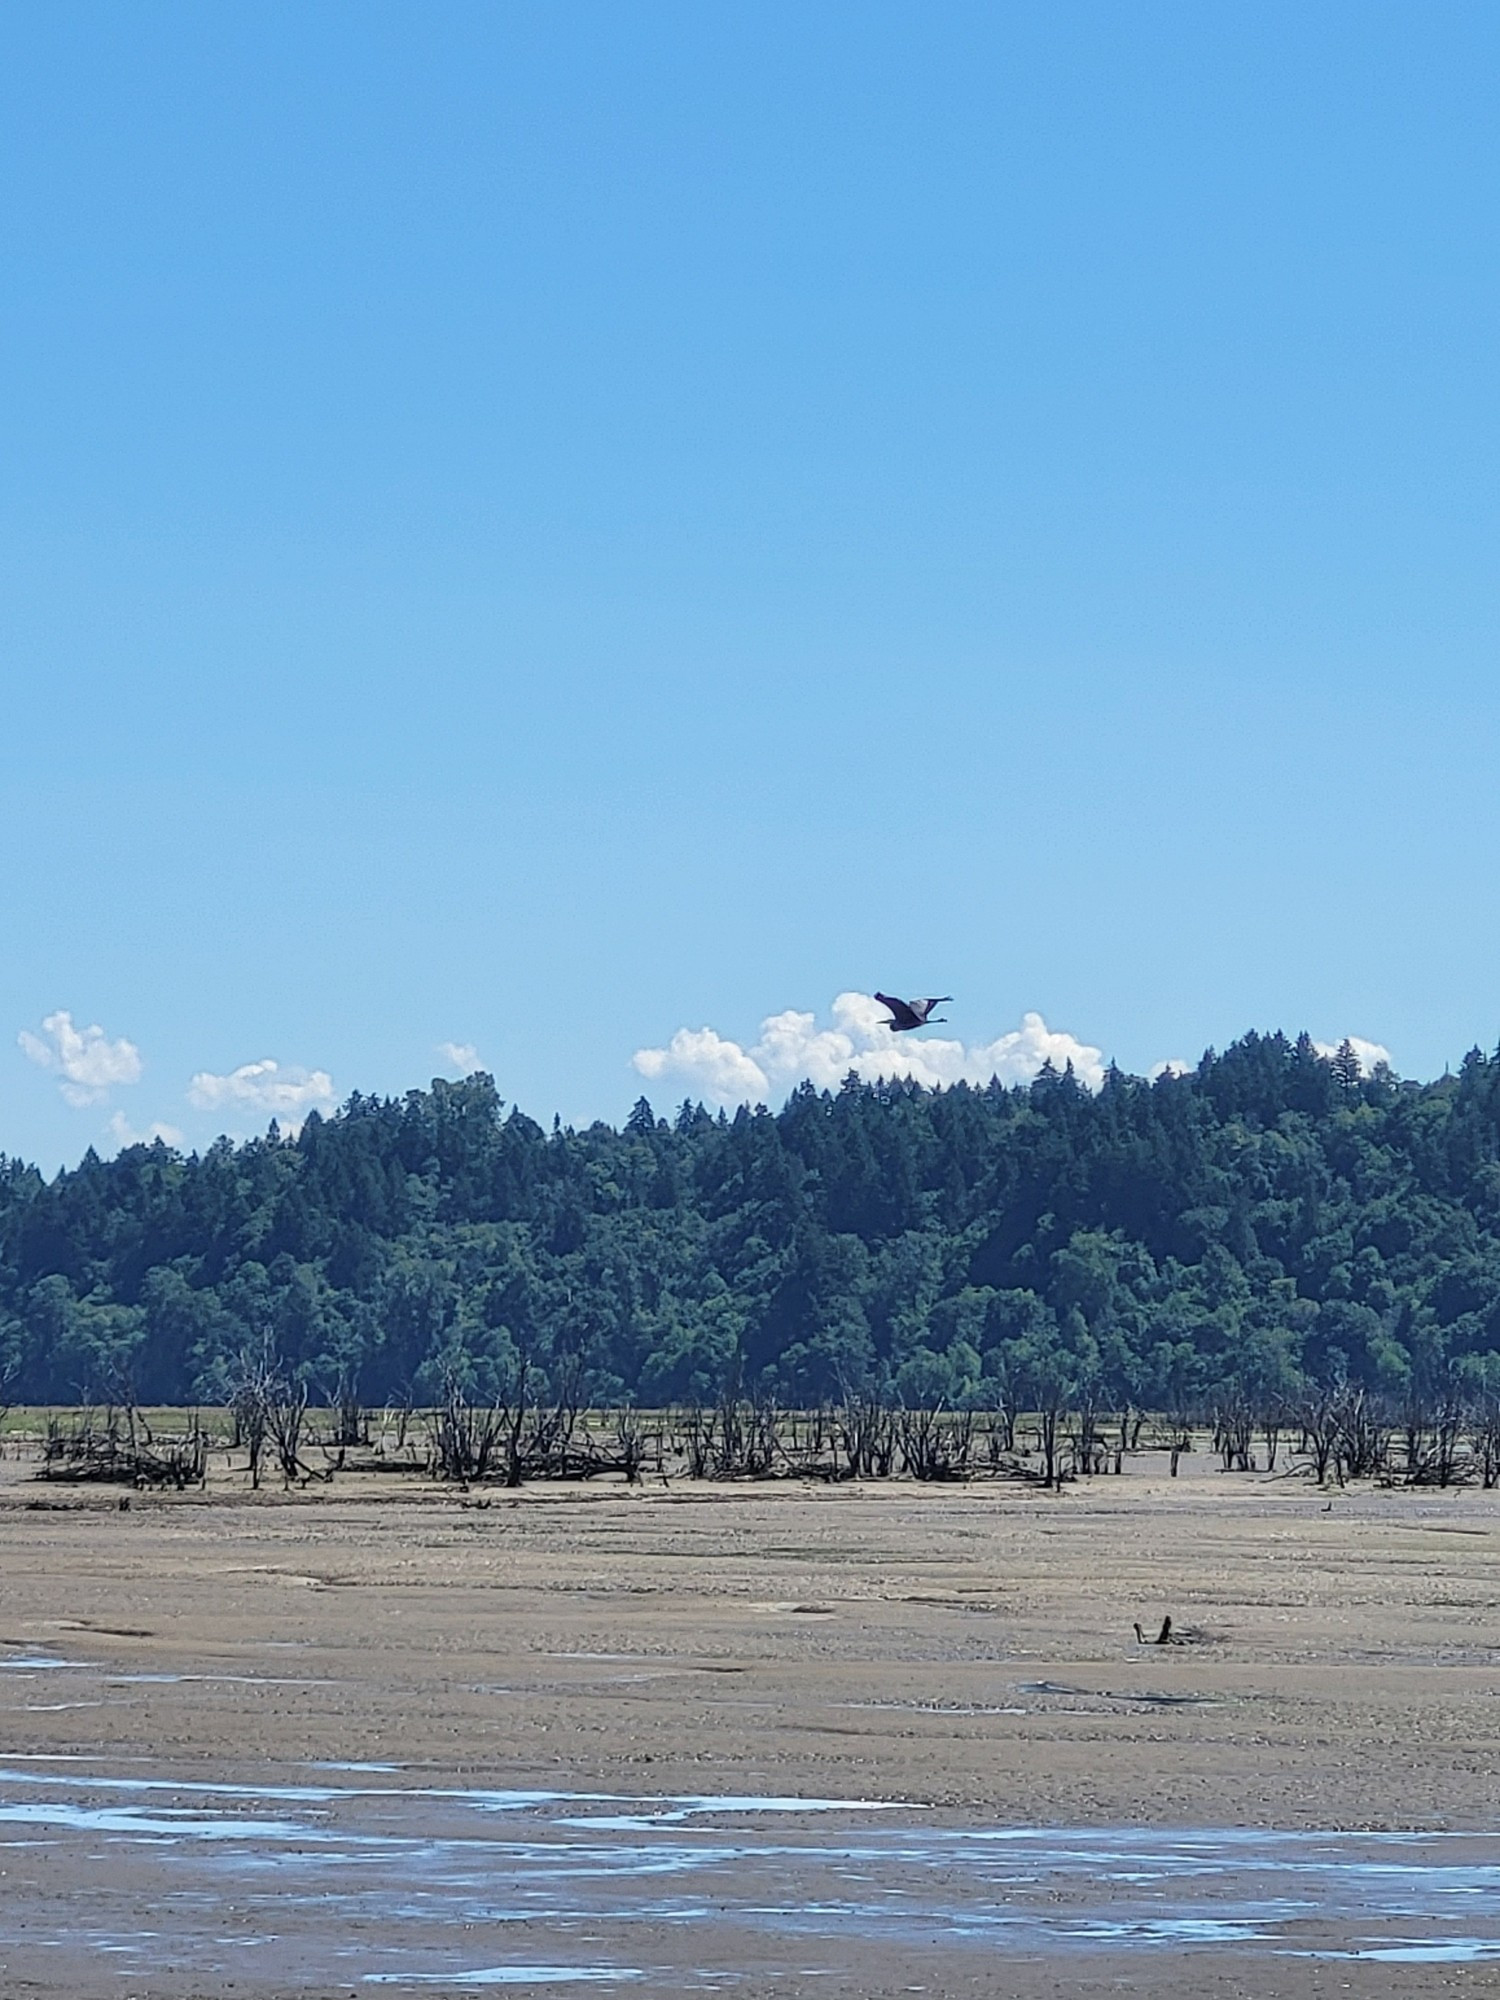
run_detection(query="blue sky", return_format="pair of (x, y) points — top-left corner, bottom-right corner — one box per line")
(4, 1), (1500, 1169)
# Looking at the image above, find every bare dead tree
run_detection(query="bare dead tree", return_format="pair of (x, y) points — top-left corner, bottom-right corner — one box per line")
(266, 1375), (312, 1484)
(981, 1358), (1022, 1456)
(1068, 1380), (1107, 1475)
(611, 1406), (649, 1483)
(1335, 1383), (1390, 1483)
(228, 1346), (274, 1489)
(742, 1390), (780, 1477)
(379, 1384), (417, 1459)
(101, 1363), (154, 1458)
(0, 1357), (15, 1460)
(979, 1404), (1023, 1473)
(1296, 1382), (1343, 1487)
(524, 1353), (590, 1477)
(427, 1365), (506, 1482)
(696, 1374), (778, 1479)
(1469, 1394), (1500, 1489)
(222, 1343), (318, 1488)
(664, 1374), (785, 1481)
(1161, 1391), (1195, 1477)
(680, 1401), (713, 1479)
(768, 1405), (814, 1478)
(713, 1372), (747, 1475)
(834, 1382), (895, 1480)
(1117, 1402), (1145, 1454)
(895, 1403), (974, 1481)
(322, 1366), (366, 1450)
(1402, 1381), (1464, 1487)
(1026, 1360), (1076, 1490)
(1212, 1387), (1253, 1472)
(1260, 1394), (1285, 1472)
(502, 1350), (532, 1487)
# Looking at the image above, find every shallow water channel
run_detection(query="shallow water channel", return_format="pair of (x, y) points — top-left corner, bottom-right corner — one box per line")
(1, 1747), (1498, 1989)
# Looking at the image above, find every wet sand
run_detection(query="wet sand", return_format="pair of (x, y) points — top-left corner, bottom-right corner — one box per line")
(3, 1451), (1500, 1994)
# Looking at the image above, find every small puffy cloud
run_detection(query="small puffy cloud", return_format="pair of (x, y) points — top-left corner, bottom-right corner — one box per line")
(19, 1010), (143, 1106)
(1314, 1035), (1393, 1075)
(1150, 1058), (1192, 1080)
(633, 994), (1107, 1108)
(187, 1058), (336, 1132)
(105, 1110), (185, 1151)
(437, 1041), (482, 1074)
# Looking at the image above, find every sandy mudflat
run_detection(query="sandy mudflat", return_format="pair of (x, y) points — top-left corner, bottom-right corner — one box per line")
(2, 1450), (1500, 1996)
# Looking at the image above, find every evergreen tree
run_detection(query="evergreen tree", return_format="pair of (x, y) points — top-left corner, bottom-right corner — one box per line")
(1, 1033), (1499, 1404)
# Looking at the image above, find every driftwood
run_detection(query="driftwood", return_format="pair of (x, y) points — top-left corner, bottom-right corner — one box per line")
(40, 1408), (207, 1489)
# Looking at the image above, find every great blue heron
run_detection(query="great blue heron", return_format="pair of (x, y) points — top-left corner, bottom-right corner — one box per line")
(875, 993), (953, 1032)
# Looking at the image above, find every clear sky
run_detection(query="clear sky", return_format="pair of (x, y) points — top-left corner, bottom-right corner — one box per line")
(5, 1), (1500, 1170)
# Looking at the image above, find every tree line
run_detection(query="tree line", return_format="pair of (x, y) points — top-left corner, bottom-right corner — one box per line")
(4, 1028), (1500, 1417)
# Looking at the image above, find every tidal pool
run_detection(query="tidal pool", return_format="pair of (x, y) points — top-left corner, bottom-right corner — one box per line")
(0, 1761), (1493, 1989)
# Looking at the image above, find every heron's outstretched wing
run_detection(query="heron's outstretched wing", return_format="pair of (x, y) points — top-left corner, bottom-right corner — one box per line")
(914, 996), (954, 1022)
(874, 992), (921, 1031)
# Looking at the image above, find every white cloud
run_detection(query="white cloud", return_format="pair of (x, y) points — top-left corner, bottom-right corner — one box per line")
(105, 1110), (185, 1151)
(967, 1011), (1108, 1091)
(633, 993), (1107, 1108)
(634, 1025), (770, 1104)
(1314, 1035), (1393, 1075)
(187, 1058), (336, 1132)
(437, 1041), (482, 1074)
(1150, 1058), (1192, 1079)
(19, 1010), (143, 1106)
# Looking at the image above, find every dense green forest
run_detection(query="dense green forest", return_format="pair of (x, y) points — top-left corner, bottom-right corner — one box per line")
(4, 1029), (1500, 1411)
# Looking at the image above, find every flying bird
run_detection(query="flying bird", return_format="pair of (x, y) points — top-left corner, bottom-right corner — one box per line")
(875, 993), (953, 1033)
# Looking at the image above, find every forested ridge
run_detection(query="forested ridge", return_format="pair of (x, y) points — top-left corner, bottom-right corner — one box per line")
(5, 1029), (1500, 1410)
